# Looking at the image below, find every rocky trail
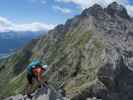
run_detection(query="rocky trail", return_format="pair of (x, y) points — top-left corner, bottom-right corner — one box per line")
(3, 85), (102, 100)
(4, 85), (68, 100)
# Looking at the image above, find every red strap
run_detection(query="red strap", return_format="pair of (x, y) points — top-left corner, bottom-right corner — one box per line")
(32, 67), (45, 75)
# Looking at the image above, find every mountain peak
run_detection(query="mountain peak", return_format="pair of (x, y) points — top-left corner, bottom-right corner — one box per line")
(81, 4), (104, 17)
(106, 2), (130, 19)
(81, 2), (130, 20)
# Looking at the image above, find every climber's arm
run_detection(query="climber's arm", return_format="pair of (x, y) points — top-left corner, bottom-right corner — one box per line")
(37, 70), (43, 81)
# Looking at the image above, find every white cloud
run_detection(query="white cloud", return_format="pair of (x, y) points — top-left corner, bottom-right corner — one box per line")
(11, 22), (55, 32)
(53, 6), (72, 14)
(0, 16), (55, 32)
(125, 5), (133, 16)
(55, 0), (133, 16)
(55, 0), (127, 9)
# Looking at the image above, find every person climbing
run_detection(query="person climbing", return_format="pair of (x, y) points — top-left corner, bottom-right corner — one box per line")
(26, 59), (48, 99)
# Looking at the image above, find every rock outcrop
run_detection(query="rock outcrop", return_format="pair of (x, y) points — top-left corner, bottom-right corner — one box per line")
(106, 2), (130, 19)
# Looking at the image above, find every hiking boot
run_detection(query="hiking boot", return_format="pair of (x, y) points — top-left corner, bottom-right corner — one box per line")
(27, 94), (33, 99)
(44, 81), (48, 85)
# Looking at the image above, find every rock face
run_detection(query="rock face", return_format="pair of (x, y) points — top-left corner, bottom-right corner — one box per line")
(4, 87), (67, 100)
(106, 2), (130, 19)
(0, 2), (133, 100)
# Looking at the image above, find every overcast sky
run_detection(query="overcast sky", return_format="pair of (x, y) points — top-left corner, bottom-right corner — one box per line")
(0, 0), (133, 32)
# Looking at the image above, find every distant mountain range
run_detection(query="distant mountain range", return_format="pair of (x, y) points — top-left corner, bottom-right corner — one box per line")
(0, 31), (45, 58)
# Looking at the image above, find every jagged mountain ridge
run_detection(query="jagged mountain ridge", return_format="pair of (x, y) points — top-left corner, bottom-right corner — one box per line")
(0, 2), (133, 100)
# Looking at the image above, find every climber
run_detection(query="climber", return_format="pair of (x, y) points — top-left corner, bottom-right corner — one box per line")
(26, 59), (48, 98)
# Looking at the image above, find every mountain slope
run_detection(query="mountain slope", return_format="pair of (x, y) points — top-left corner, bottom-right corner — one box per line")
(0, 2), (133, 100)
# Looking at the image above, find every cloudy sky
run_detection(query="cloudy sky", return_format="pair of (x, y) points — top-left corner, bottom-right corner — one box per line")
(0, 0), (133, 32)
